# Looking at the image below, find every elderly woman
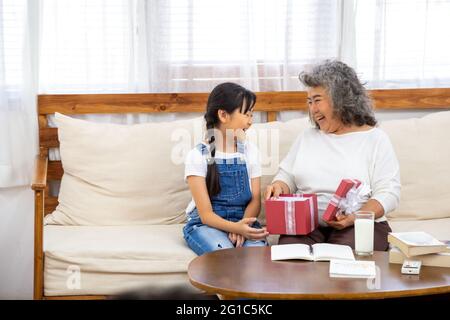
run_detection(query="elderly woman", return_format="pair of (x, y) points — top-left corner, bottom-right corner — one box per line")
(265, 60), (401, 250)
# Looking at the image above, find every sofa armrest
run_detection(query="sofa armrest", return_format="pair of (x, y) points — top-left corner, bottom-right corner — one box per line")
(31, 154), (48, 191)
(32, 153), (47, 299)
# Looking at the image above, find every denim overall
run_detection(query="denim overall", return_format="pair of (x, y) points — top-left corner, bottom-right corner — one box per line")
(183, 142), (267, 256)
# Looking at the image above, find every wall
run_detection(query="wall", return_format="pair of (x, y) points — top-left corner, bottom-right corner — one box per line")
(0, 187), (34, 299)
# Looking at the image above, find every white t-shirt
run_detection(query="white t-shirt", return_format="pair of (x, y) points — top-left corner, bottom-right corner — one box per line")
(273, 127), (401, 226)
(184, 141), (262, 214)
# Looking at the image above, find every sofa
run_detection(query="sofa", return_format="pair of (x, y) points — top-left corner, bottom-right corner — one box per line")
(32, 90), (450, 299)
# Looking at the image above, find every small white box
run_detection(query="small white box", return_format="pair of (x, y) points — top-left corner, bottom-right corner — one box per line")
(401, 260), (422, 275)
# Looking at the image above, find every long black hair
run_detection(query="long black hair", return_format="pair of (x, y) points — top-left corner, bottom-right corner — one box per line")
(204, 82), (256, 197)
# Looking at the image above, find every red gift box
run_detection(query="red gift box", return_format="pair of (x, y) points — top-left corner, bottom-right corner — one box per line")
(265, 194), (318, 235)
(322, 179), (361, 222)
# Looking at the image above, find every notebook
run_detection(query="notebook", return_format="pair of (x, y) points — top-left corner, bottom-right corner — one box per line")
(329, 259), (377, 278)
(271, 243), (355, 261)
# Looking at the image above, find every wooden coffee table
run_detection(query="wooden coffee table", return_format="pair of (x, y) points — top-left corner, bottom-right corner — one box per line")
(188, 247), (450, 299)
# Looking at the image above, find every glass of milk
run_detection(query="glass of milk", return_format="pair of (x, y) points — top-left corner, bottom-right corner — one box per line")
(354, 211), (375, 256)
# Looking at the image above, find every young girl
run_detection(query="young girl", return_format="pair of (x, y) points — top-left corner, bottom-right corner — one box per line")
(183, 82), (268, 256)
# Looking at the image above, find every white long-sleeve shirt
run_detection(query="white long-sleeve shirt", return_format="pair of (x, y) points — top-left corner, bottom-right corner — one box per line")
(273, 127), (401, 226)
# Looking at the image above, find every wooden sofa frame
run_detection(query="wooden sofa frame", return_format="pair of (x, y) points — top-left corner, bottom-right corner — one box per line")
(31, 88), (450, 300)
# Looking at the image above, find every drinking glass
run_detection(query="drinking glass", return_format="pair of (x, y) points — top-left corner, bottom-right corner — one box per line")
(354, 211), (375, 256)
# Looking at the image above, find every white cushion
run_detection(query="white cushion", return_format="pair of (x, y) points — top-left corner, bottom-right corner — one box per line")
(380, 111), (450, 221)
(43, 224), (197, 296)
(45, 113), (203, 225)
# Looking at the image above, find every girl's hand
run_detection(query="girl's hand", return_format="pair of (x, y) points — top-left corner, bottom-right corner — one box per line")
(236, 217), (268, 240)
(228, 233), (245, 248)
(235, 234), (245, 247)
(228, 232), (237, 245)
(228, 232), (245, 247)
(264, 183), (283, 200)
(325, 212), (355, 230)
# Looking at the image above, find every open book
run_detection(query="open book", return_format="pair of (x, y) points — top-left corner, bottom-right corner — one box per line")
(271, 243), (355, 261)
(387, 232), (447, 257)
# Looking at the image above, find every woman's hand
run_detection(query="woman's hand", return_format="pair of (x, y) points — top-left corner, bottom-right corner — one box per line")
(264, 183), (284, 200)
(235, 217), (268, 240)
(228, 232), (245, 247)
(325, 212), (355, 230)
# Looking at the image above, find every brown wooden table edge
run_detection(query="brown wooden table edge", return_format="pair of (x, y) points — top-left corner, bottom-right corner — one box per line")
(188, 276), (450, 300)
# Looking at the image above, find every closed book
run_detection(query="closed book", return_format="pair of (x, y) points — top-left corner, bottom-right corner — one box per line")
(389, 245), (450, 268)
(387, 232), (447, 257)
(329, 259), (376, 278)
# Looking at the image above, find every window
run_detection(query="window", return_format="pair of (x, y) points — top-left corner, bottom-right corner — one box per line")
(3, 0), (450, 93)
(1, 0), (26, 88)
(39, 0), (131, 92)
(38, 0), (341, 92)
(165, 0), (340, 90)
(355, 0), (450, 87)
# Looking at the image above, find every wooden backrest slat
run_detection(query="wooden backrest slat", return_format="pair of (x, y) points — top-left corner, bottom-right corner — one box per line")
(45, 196), (59, 215)
(370, 88), (450, 109)
(38, 89), (450, 116)
(40, 128), (59, 148)
(37, 92), (305, 115)
(48, 161), (63, 180)
(267, 111), (277, 122)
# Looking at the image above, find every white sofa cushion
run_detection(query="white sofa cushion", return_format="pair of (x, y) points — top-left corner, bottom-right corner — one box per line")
(380, 111), (450, 221)
(43, 224), (197, 296)
(45, 113), (203, 226)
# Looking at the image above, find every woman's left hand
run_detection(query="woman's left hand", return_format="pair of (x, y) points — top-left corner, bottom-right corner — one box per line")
(325, 213), (355, 230)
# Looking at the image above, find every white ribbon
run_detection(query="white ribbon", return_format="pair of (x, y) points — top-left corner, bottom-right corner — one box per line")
(307, 196), (315, 230)
(284, 200), (296, 235)
(281, 195), (315, 233)
(338, 182), (372, 215)
(329, 194), (343, 207)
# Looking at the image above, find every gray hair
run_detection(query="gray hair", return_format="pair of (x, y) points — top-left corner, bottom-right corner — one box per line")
(299, 60), (377, 128)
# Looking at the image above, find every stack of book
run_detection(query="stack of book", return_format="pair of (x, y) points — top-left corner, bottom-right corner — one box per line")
(388, 232), (450, 268)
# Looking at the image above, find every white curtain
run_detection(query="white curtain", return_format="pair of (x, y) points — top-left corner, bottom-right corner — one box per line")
(38, 0), (346, 95)
(0, 0), (38, 188)
(0, 0), (38, 300)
